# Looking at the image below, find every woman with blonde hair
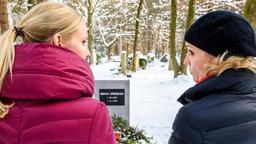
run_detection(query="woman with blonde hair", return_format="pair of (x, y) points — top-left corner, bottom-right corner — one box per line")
(169, 11), (256, 144)
(0, 2), (115, 144)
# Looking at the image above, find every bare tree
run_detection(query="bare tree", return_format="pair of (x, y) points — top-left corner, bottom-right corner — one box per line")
(168, 0), (179, 77)
(243, 0), (256, 29)
(86, 0), (100, 64)
(0, 0), (9, 34)
(144, 0), (154, 55)
(180, 0), (195, 74)
(99, 29), (118, 61)
(197, 0), (245, 15)
(87, 0), (94, 64)
(9, 0), (27, 25)
(132, 0), (144, 72)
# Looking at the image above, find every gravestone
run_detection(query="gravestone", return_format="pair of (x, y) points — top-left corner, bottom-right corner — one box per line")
(94, 80), (130, 123)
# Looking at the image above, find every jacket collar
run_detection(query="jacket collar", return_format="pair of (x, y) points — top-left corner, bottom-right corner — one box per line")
(1, 43), (94, 100)
(178, 69), (256, 105)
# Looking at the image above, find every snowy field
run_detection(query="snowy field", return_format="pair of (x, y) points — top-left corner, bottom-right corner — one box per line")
(91, 58), (195, 144)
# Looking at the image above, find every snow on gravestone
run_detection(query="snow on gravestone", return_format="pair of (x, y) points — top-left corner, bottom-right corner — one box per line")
(94, 80), (130, 123)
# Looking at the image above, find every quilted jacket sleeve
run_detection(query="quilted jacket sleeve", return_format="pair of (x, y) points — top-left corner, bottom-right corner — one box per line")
(169, 107), (202, 144)
(169, 133), (187, 144)
(89, 102), (116, 144)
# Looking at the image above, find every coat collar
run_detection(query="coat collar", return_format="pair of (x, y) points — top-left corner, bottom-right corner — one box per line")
(1, 43), (94, 100)
(178, 69), (256, 105)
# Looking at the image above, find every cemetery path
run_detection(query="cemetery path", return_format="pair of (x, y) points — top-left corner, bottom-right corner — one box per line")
(129, 61), (194, 144)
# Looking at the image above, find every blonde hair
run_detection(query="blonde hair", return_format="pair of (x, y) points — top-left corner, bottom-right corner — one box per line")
(206, 53), (256, 76)
(0, 2), (84, 118)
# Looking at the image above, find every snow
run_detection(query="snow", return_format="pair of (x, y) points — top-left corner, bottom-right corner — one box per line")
(91, 59), (195, 144)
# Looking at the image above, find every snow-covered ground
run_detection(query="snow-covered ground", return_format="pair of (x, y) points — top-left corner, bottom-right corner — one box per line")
(91, 58), (195, 144)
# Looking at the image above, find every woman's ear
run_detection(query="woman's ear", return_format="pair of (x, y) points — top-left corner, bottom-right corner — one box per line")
(51, 33), (64, 47)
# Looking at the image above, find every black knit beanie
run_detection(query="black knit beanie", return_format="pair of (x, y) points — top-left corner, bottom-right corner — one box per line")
(185, 10), (256, 57)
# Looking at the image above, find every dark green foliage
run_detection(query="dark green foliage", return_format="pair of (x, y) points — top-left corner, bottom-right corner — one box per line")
(96, 52), (102, 65)
(147, 56), (154, 64)
(112, 115), (155, 144)
(139, 58), (147, 69)
(126, 54), (154, 70)
(160, 54), (169, 63)
(126, 55), (133, 71)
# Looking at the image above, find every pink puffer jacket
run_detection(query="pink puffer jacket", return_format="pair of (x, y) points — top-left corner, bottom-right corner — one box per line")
(0, 43), (116, 144)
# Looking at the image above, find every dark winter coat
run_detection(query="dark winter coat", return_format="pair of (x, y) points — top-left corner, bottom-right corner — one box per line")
(0, 43), (116, 144)
(169, 69), (256, 144)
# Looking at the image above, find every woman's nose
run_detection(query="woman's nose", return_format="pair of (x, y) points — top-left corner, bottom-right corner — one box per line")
(183, 53), (189, 65)
(85, 48), (91, 62)
(86, 48), (91, 58)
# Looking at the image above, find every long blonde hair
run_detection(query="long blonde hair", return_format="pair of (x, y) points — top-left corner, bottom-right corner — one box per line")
(206, 53), (256, 76)
(0, 2), (84, 118)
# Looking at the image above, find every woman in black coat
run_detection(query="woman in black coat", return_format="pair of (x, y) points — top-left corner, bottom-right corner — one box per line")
(169, 10), (256, 144)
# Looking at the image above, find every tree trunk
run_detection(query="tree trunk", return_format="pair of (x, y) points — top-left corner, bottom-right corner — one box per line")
(154, 27), (160, 58)
(168, 0), (179, 77)
(132, 0), (143, 72)
(0, 0), (9, 34)
(87, 0), (94, 64)
(107, 41), (116, 61)
(107, 46), (112, 61)
(145, 0), (154, 54)
(243, 0), (256, 30)
(180, 0), (195, 74)
(126, 42), (130, 59)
